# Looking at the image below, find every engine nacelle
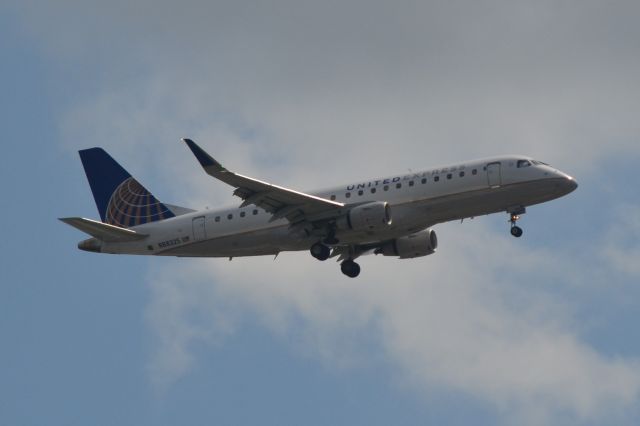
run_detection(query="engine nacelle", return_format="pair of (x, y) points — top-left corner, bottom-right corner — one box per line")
(375, 229), (438, 259)
(336, 201), (392, 232)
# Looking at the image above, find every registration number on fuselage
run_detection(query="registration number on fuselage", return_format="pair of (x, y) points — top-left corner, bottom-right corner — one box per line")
(158, 238), (182, 248)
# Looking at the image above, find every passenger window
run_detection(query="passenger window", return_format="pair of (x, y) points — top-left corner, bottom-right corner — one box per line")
(447, 174), (452, 179)
(459, 171), (465, 177)
(409, 181), (414, 186)
(215, 216), (220, 222)
(371, 188), (376, 193)
(227, 214), (233, 220)
(472, 169), (477, 175)
(383, 185), (389, 191)
(330, 195), (336, 200)
(358, 190), (364, 196)
(396, 183), (402, 189)
(345, 192), (351, 198)
(434, 176), (440, 182)
(253, 210), (258, 215)
(240, 211), (246, 218)
(421, 178), (427, 184)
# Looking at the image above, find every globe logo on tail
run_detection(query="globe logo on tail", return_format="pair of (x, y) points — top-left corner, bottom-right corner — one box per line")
(105, 177), (174, 228)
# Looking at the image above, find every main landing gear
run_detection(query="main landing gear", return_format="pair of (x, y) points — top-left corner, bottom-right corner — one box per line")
(309, 241), (361, 278)
(340, 259), (361, 278)
(309, 225), (338, 261)
(310, 242), (331, 261)
(508, 206), (526, 238)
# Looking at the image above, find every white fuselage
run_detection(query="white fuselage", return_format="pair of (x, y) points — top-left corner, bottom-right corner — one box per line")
(93, 155), (577, 257)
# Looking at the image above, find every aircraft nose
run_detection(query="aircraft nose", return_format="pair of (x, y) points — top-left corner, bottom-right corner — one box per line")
(564, 175), (578, 192)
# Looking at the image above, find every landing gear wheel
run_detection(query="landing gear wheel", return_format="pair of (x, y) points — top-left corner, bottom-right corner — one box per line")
(340, 260), (361, 278)
(510, 226), (523, 238)
(508, 207), (526, 238)
(310, 242), (331, 261)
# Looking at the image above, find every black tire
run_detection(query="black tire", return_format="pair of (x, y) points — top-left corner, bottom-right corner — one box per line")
(310, 242), (331, 261)
(340, 260), (361, 278)
(510, 226), (523, 238)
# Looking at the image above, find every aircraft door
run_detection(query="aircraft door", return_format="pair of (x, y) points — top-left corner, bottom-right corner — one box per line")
(192, 216), (206, 241)
(486, 162), (502, 187)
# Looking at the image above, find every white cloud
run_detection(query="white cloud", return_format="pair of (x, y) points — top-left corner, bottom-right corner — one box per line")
(144, 261), (240, 390)
(143, 222), (640, 423)
(16, 0), (640, 176)
(603, 204), (640, 278)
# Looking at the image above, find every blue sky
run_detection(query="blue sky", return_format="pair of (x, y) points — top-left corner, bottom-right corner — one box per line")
(2, 1), (640, 425)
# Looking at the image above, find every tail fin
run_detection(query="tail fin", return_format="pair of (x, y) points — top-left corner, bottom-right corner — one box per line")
(79, 148), (175, 228)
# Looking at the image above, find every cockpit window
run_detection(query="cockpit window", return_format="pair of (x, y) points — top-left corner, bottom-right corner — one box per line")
(532, 160), (550, 166)
(517, 160), (532, 168)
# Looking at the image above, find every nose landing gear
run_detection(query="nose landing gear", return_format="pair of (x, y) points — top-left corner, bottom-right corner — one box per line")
(508, 207), (526, 238)
(510, 222), (523, 238)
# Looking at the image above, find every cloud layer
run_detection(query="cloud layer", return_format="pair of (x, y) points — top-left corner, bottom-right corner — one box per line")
(13, 0), (640, 423)
(19, 0), (640, 174)
(144, 221), (640, 424)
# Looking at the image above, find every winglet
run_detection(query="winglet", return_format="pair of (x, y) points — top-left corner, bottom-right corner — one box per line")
(182, 138), (224, 170)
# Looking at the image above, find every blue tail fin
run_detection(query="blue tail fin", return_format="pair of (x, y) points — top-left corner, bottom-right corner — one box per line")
(79, 148), (175, 228)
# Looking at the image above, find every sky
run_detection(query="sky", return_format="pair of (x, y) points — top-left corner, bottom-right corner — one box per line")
(1, 1), (640, 425)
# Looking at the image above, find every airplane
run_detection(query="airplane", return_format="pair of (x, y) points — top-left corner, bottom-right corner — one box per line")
(60, 139), (578, 277)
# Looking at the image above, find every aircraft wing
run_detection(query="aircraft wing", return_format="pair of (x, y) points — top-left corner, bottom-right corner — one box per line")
(183, 138), (345, 224)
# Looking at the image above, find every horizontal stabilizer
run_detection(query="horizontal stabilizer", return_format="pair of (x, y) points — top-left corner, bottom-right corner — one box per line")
(59, 217), (148, 242)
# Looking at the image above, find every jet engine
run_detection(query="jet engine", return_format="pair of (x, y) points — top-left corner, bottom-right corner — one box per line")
(375, 229), (438, 258)
(336, 201), (392, 232)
